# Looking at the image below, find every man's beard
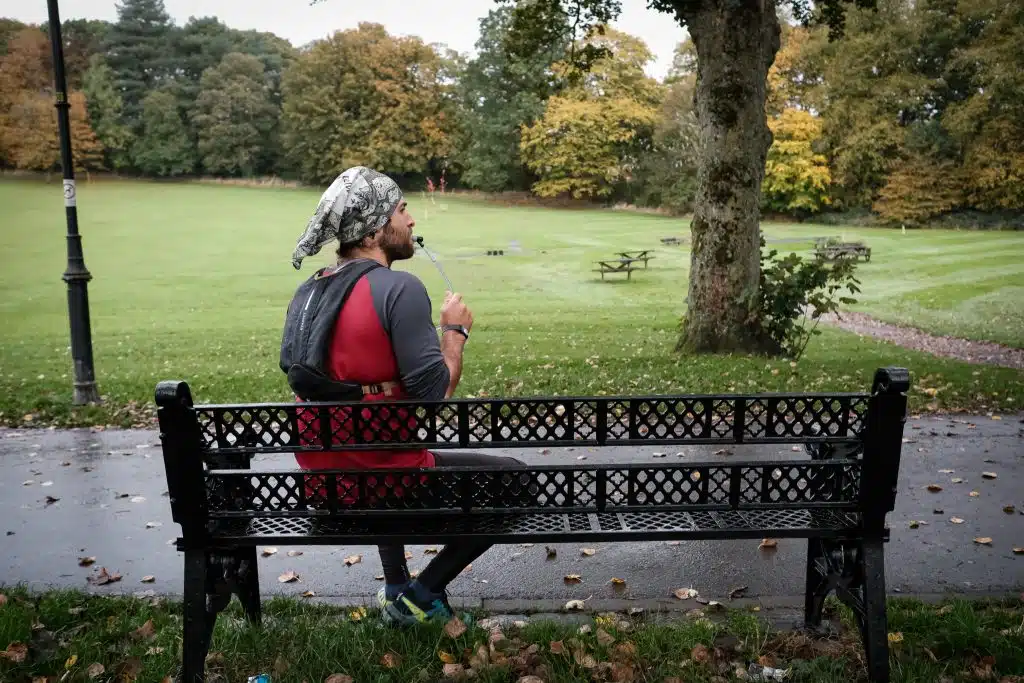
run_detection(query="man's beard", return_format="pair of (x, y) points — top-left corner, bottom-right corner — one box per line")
(380, 225), (415, 261)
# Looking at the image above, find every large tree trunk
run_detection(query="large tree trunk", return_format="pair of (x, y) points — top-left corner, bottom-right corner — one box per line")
(677, 0), (781, 353)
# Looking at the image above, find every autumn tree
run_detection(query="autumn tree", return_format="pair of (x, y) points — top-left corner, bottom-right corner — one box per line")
(0, 28), (103, 173)
(871, 154), (964, 225)
(501, 0), (881, 354)
(762, 108), (831, 216)
(192, 52), (280, 176)
(281, 23), (455, 185)
(519, 28), (661, 199)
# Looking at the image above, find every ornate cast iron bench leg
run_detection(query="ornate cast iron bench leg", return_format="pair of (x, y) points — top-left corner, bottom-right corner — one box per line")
(181, 547), (262, 683)
(803, 537), (890, 682)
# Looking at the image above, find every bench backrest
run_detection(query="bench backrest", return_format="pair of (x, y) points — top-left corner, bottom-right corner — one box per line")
(155, 367), (909, 536)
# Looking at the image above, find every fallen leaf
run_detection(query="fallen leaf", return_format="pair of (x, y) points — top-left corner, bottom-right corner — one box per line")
(1, 642), (28, 663)
(888, 632), (904, 643)
(261, 547), (278, 557)
(349, 607), (367, 621)
(581, 548), (596, 556)
(982, 472), (998, 479)
(759, 538), (778, 550)
(728, 585), (748, 599)
(690, 644), (710, 664)
(674, 587), (698, 600)
(438, 651), (457, 664)
(950, 517), (965, 524)
(374, 574), (384, 580)
(381, 652), (401, 669)
(302, 590), (316, 598)
(277, 571), (300, 583)
(974, 537), (993, 545)
(325, 675), (354, 683)
(145, 521), (162, 529)
(87, 663), (105, 679)
(424, 547), (438, 554)
(610, 577), (626, 586)
(939, 469), (955, 474)
(597, 628), (615, 646)
(130, 496), (145, 503)
(78, 556), (96, 566)
(65, 654), (78, 668)
(1013, 548), (1023, 555)
(444, 616), (467, 639)
(114, 658), (143, 680)
(951, 478), (964, 484)
(405, 551), (414, 560)
(922, 647), (938, 663)
(927, 484), (943, 492)
(565, 599), (585, 611)
(131, 619), (156, 641)
(442, 663), (465, 678)
(666, 540), (681, 546)
(287, 550), (303, 557)
(970, 491), (980, 497)
(713, 448), (732, 455)
(520, 543), (534, 548)
(546, 546), (557, 559)
(140, 576), (155, 583)
(145, 647), (163, 655)
(909, 521), (920, 529)
(45, 496), (59, 505)
(343, 554), (361, 566)
(1004, 505), (1016, 514)
(550, 640), (566, 655)
(564, 574), (582, 583)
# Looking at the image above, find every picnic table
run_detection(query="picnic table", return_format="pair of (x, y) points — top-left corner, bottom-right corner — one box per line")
(615, 250), (655, 268)
(660, 236), (684, 246)
(593, 258), (642, 280)
(814, 237), (871, 262)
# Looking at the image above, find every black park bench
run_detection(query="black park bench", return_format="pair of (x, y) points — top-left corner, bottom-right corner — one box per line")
(155, 367), (911, 683)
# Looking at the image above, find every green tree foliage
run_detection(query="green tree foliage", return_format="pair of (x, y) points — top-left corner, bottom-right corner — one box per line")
(456, 7), (566, 192)
(280, 23), (455, 185)
(192, 52), (280, 176)
(519, 28), (661, 199)
(762, 108), (831, 216)
(631, 40), (699, 212)
(134, 89), (194, 176)
(104, 0), (175, 129)
(82, 55), (134, 170)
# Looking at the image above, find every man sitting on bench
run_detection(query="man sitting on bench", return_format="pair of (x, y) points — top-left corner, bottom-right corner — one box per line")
(288, 166), (523, 625)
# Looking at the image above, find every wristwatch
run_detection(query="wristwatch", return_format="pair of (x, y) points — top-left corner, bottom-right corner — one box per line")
(441, 324), (470, 340)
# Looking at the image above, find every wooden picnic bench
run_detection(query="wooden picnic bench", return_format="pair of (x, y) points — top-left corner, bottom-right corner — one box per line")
(615, 250), (654, 268)
(660, 236), (684, 246)
(156, 367), (911, 683)
(814, 237), (872, 262)
(594, 258), (643, 280)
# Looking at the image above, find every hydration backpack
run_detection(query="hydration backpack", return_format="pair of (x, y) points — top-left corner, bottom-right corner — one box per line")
(279, 259), (383, 401)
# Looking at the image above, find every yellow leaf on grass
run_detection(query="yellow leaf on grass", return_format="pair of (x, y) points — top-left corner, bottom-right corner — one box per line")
(380, 652), (401, 668)
(438, 651), (457, 664)
(65, 654), (79, 668)
(888, 632), (904, 643)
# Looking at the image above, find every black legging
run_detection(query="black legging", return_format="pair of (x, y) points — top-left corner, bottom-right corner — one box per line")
(377, 452), (524, 592)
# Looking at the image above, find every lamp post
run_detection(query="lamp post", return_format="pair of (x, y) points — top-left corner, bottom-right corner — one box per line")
(46, 0), (100, 405)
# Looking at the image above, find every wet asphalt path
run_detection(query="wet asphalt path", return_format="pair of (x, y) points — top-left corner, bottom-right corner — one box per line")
(1, 414), (1021, 608)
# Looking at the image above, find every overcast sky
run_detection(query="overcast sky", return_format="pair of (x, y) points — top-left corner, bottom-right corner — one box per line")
(5, 0), (687, 80)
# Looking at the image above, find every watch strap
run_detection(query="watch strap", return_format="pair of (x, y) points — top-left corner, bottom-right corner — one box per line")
(441, 324), (469, 340)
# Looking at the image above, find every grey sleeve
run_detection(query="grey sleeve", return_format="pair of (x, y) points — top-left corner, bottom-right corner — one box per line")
(369, 269), (451, 401)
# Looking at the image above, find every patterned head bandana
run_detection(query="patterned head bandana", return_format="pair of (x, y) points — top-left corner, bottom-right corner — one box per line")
(291, 166), (404, 269)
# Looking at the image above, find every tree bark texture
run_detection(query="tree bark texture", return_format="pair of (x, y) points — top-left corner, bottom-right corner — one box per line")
(679, 0), (781, 353)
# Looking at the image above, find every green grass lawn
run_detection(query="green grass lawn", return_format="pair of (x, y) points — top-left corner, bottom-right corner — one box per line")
(1, 586), (1022, 682)
(0, 177), (1022, 427)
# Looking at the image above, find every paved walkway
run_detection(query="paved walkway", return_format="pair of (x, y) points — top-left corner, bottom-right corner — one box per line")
(1, 414), (1021, 610)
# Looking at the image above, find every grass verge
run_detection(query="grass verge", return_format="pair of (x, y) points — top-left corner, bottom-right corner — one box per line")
(1, 587), (1021, 682)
